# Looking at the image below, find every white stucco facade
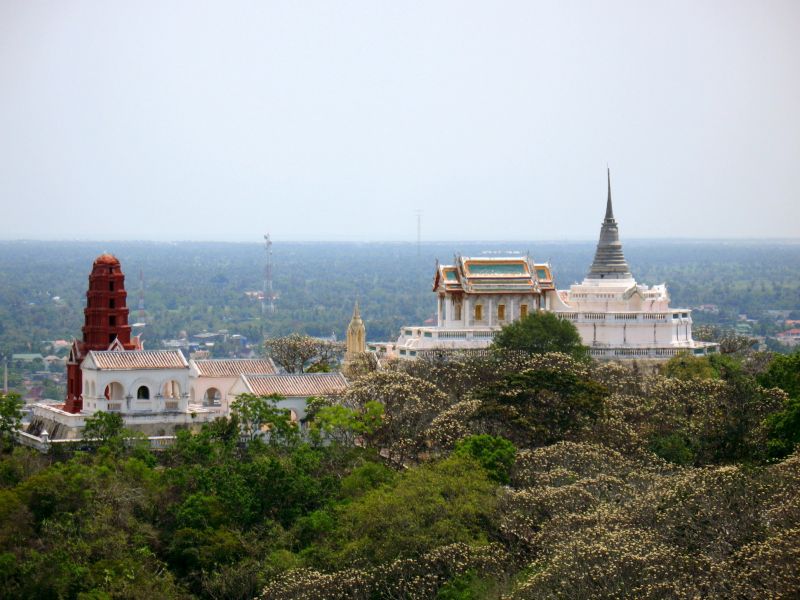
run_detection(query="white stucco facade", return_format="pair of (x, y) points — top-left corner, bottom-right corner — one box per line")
(80, 350), (191, 414)
(371, 173), (717, 361)
(29, 352), (348, 440)
(549, 278), (714, 359)
(188, 358), (278, 413)
(228, 372), (349, 425)
(368, 255), (556, 359)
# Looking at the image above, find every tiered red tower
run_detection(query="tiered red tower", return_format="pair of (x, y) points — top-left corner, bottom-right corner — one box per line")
(64, 254), (139, 413)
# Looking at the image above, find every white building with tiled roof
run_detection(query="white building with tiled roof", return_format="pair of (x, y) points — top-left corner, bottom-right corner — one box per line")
(31, 351), (344, 439)
(370, 255), (555, 359)
(229, 372), (348, 424)
(189, 358), (277, 410)
(26, 253), (351, 442)
(30, 349), (219, 439)
(80, 350), (190, 414)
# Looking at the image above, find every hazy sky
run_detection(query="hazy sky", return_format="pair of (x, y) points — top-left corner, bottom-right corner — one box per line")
(1, 1), (798, 242)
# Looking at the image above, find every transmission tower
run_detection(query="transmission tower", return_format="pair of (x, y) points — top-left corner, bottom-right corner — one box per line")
(132, 269), (146, 334)
(263, 234), (275, 315)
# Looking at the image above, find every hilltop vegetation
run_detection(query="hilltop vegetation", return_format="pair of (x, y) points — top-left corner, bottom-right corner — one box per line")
(0, 345), (798, 599)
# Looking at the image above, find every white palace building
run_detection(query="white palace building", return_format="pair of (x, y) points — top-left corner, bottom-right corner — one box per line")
(371, 171), (717, 361)
(25, 254), (348, 441)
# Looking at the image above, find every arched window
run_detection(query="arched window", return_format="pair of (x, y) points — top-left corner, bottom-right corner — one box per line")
(203, 387), (222, 406)
(105, 382), (124, 400)
(137, 386), (150, 400)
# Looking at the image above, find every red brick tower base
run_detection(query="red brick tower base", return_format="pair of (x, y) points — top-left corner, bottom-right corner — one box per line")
(64, 254), (138, 413)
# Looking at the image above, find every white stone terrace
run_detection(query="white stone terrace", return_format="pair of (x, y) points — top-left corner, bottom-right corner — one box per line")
(555, 309), (692, 323)
(588, 342), (718, 359)
(367, 326), (500, 359)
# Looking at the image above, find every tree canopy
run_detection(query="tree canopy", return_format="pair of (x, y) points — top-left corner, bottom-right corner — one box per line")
(1, 349), (799, 599)
(264, 334), (344, 373)
(491, 311), (587, 359)
(0, 393), (23, 450)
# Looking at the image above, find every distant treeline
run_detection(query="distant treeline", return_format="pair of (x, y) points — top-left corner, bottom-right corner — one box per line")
(0, 240), (798, 355)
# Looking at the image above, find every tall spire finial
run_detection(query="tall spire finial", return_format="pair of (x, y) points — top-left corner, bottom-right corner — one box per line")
(586, 167), (632, 280)
(345, 298), (366, 366)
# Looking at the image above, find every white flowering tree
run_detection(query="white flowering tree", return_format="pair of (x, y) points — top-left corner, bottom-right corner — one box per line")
(342, 370), (449, 464)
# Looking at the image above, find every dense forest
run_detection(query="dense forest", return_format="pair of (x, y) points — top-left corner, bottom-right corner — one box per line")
(1, 239), (799, 358)
(0, 345), (798, 599)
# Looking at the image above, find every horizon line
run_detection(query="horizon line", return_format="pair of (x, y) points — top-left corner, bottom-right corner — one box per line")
(1, 236), (800, 245)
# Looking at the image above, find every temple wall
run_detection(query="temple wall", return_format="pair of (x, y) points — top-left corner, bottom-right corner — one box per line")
(28, 403), (217, 440)
(575, 320), (692, 347)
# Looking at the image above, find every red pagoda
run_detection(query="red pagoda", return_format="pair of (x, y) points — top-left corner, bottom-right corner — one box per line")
(64, 254), (140, 413)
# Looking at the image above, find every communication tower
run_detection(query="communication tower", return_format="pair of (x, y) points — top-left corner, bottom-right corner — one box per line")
(131, 269), (147, 333)
(263, 234), (275, 315)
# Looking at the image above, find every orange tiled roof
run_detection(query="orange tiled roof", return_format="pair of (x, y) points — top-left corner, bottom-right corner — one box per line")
(193, 358), (276, 377)
(87, 350), (188, 370)
(241, 373), (348, 397)
(777, 329), (800, 337)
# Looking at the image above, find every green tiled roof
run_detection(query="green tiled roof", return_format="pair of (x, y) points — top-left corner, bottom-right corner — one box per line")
(467, 263), (527, 275)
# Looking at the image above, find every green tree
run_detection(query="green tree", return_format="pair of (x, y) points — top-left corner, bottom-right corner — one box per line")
(662, 353), (744, 381)
(758, 351), (800, 398)
(437, 570), (496, 600)
(306, 361), (331, 373)
(82, 411), (125, 445)
(453, 435), (516, 484)
(472, 362), (607, 447)
(230, 393), (298, 443)
(663, 353), (716, 380)
(765, 397), (800, 458)
(648, 432), (695, 465)
(310, 401), (384, 447)
(314, 454), (498, 568)
(0, 393), (23, 451)
(492, 312), (587, 359)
